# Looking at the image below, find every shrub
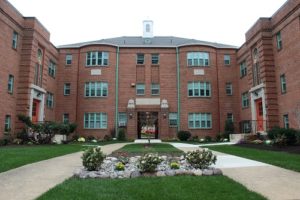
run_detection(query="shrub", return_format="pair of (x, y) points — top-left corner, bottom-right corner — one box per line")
(87, 135), (95, 141)
(115, 162), (125, 171)
(185, 149), (217, 169)
(170, 162), (180, 169)
(82, 146), (106, 171)
(103, 134), (112, 141)
(268, 127), (297, 146)
(205, 135), (212, 142)
(117, 152), (129, 164)
(138, 153), (163, 172)
(117, 128), (126, 141)
(78, 137), (86, 142)
(177, 130), (191, 141)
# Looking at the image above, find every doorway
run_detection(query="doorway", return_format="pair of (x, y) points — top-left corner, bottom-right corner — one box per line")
(32, 99), (40, 123)
(255, 98), (264, 132)
(137, 112), (158, 139)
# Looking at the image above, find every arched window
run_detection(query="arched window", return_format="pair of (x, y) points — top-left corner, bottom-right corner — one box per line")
(37, 49), (43, 65)
(253, 48), (258, 63)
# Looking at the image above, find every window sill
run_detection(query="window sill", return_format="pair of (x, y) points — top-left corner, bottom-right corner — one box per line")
(188, 96), (211, 99)
(85, 65), (109, 67)
(188, 65), (210, 68)
(188, 128), (212, 130)
(84, 96), (108, 98)
(84, 128), (107, 130)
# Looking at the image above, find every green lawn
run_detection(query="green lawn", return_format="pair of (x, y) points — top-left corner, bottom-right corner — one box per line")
(0, 144), (84, 173)
(113, 143), (183, 155)
(209, 145), (300, 172)
(37, 176), (266, 200)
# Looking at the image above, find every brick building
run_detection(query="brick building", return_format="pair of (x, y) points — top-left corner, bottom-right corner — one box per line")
(0, 0), (299, 140)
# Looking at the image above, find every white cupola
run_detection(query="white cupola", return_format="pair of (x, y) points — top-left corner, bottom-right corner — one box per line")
(143, 20), (153, 38)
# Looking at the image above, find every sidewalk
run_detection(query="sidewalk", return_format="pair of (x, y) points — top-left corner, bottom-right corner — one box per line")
(0, 143), (128, 200)
(173, 143), (300, 200)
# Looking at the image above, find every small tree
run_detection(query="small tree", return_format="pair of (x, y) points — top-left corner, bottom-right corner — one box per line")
(293, 103), (300, 129)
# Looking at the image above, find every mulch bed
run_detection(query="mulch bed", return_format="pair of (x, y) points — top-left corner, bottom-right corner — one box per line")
(235, 143), (300, 155)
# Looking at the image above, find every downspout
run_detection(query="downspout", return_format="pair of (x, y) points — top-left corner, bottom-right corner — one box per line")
(176, 47), (180, 132)
(115, 46), (120, 138)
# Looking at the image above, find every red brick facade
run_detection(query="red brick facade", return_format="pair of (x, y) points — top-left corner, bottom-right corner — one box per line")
(0, 0), (299, 139)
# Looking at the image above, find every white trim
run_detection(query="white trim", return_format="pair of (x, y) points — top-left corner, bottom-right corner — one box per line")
(30, 84), (46, 93)
(250, 85), (267, 132)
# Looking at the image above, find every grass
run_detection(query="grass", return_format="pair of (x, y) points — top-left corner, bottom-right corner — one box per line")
(37, 176), (266, 200)
(113, 143), (183, 155)
(0, 144), (85, 173)
(208, 145), (300, 172)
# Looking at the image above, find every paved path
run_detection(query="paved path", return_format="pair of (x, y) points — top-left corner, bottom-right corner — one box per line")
(0, 143), (128, 200)
(172, 143), (300, 200)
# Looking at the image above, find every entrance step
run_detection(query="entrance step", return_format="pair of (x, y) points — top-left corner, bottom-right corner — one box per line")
(134, 139), (162, 143)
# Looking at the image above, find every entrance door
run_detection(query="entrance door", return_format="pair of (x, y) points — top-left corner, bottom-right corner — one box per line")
(255, 98), (264, 132)
(137, 112), (158, 139)
(32, 99), (40, 123)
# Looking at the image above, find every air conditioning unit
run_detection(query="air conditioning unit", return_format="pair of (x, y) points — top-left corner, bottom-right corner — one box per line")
(119, 122), (126, 127)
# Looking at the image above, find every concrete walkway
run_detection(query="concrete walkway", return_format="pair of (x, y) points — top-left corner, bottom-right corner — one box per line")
(173, 144), (300, 200)
(0, 143), (128, 200)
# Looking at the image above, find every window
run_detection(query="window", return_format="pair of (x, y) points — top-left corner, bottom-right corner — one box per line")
(4, 115), (11, 132)
(64, 83), (71, 95)
(137, 54), (145, 64)
(86, 51), (109, 66)
(280, 74), (286, 94)
(85, 82), (108, 97)
(8, 75), (14, 94)
(136, 83), (145, 95)
(242, 92), (249, 108)
(151, 54), (159, 64)
(118, 112), (127, 127)
(188, 113), (212, 129)
(188, 82), (211, 97)
(224, 55), (231, 65)
(240, 120), (251, 133)
(227, 113), (233, 122)
(63, 113), (69, 123)
(84, 113), (107, 129)
(46, 92), (54, 108)
(283, 114), (289, 129)
(225, 82), (232, 95)
(66, 54), (72, 65)
(276, 32), (282, 50)
(151, 83), (160, 95)
(187, 52), (209, 66)
(48, 60), (56, 78)
(12, 31), (18, 49)
(169, 113), (178, 127)
(240, 61), (247, 78)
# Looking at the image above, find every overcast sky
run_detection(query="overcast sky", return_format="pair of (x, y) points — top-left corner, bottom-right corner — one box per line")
(8, 0), (287, 47)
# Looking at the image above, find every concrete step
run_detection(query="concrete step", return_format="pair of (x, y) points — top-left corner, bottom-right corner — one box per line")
(134, 139), (162, 143)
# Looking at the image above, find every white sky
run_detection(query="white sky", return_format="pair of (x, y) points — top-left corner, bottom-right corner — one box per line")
(8, 0), (287, 47)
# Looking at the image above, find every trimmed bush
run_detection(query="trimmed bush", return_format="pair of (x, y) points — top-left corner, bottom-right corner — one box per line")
(268, 127), (298, 146)
(82, 146), (106, 171)
(177, 130), (191, 141)
(117, 128), (126, 141)
(185, 149), (217, 169)
(137, 153), (163, 172)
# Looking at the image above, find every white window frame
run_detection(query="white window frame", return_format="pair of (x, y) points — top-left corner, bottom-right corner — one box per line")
(276, 31), (282, 50)
(12, 31), (18, 49)
(188, 113), (212, 129)
(151, 83), (160, 95)
(187, 52), (209, 67)
(225, 82), (232, 95)
(46, 92), (54, 108)
(136, 54), (145, 65)
(240, 61), (247, 78)
(64, 83), (71, 95)
(84, 112), (107, 129)
(242, 92), (249, 108)
(283, 114), (289, 129)
(4, 115), (11, 132)
(188, 82), (211, 97)
(151, 54), (159, 64)
(85, 82), (108, 97)
(280, 74), (286, 94)
(63, 113), (69, 123)
(8, 74), (14, 94)
(118, 112), (127, 127)
(136, 83), (145, 95)
(169, 113), (178, 127)
(48, 60), (56, 78)
(227, 113), (233, 122)
(224, 55), (231, 65)
(66, 54), (72, 65)
(86, 51), (109, 66)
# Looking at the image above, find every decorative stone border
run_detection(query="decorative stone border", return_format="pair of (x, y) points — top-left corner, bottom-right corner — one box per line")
(74, 155), (222, 179)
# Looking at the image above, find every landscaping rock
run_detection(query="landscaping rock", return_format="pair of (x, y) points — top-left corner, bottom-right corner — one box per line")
(75, 155), (223, 179)
(213, 168), (223, 176)
(130, 170), (141, 178)
(202, 169), (214, 176)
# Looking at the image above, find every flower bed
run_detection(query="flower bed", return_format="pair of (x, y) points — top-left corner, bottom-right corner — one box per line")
(74, 149), (222, 179)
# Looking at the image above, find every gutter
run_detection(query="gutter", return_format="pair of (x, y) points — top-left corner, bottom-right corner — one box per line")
(115, 46), (120, 138)
(176, 47), (181, 132)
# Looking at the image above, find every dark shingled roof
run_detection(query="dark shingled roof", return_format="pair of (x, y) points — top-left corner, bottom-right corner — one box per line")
(57, 36), (237, 49)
